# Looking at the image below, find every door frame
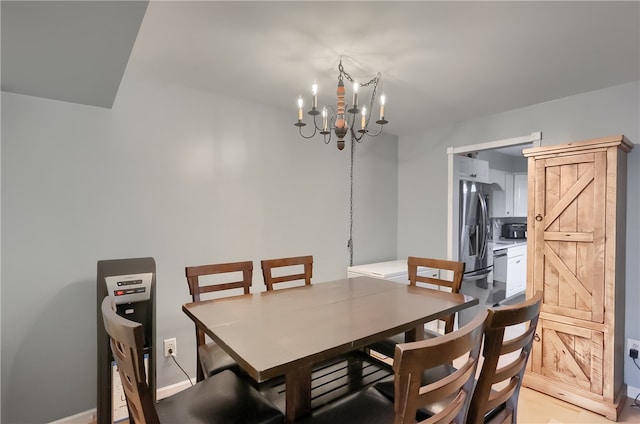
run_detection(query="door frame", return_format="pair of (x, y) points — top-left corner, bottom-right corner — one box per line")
(446, 132), (542, 261)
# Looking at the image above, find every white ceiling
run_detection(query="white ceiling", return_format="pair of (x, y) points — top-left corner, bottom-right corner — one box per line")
(3, 1), (639, 137)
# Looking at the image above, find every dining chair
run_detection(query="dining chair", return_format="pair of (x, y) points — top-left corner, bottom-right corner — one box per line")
(298, 309), (488, 424)
(465, 291), (542, 424)
(368, 256), (466, 358)
(185, 260), (253, 382)
(100, 297), (284, 424)
(261, 255), (313, 291)
(375, 292), (543, 424)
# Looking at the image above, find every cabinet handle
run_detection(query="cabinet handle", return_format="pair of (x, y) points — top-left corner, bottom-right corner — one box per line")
(470, 173), (477, 178)
(535, 214), (543, 222)
(534, 333), (540, 342)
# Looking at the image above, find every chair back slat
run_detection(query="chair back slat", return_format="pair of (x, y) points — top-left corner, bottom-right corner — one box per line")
(408, 257), (465, 334)
(500, 325), (536, 355)
(417, 355), (476, 405)
(467, 291), (543, 424)
(196, 280), (249, 294)
(493, 353), (528, 383)
(423, 391), (468, 424)
(261, 255), (313, 291)
(486, 379), (518, 411)
(392, 310), (487, 424)
(101, 297), (160, 424)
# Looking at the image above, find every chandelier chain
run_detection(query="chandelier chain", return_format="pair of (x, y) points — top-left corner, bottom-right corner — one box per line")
(349, 137), (355, 266)
(338, 61), (380, 88)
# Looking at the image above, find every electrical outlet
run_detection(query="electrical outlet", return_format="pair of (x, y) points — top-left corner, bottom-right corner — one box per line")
(627, 337), (640, 357)
(164, 338), (177, 357)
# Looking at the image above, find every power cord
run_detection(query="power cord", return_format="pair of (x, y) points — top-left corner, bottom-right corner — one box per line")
(632, 356), (640, 409)
(168, 348), (194, 386)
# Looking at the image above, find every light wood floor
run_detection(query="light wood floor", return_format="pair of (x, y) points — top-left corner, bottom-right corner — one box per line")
(517, 388), (640, 423)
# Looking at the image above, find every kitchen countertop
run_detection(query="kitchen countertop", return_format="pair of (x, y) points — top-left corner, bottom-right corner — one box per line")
(490, 239), (527, 250)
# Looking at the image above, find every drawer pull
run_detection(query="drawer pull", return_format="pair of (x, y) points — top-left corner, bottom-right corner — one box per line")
(535, 214), (543, 222)
(534, 333), (540, 342)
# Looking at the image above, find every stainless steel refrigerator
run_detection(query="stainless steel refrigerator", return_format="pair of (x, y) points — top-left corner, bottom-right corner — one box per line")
(459, 180), (492, 288)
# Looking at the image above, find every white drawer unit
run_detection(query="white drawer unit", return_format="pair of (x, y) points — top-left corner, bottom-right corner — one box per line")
(493, 248), (508, 284)
(347, 259), (438, 286)
(505, 244), (526, 297)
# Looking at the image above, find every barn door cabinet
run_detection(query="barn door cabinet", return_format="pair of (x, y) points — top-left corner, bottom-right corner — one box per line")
(522, 135), (632, 421)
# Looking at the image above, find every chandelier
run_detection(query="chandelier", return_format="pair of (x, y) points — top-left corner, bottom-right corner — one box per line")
(294, 59), (388, 150)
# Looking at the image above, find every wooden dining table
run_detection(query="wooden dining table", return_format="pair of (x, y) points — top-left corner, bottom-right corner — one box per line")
(182, 275), (478, 422)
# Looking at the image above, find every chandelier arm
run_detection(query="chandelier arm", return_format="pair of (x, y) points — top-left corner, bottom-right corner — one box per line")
(297, 124), (318, 139)
(311, 113), (323, 131)
(347, 113), (359, 139)
(348, 114), (366, 143)
(368, 78), (379, 123)
(365, 124), (384, 137)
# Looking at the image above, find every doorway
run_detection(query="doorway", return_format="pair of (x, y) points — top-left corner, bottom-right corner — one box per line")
(446, 131), (542, 326)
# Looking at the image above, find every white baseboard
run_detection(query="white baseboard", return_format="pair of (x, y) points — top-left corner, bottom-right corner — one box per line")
(628, 384), (640, 400)
(49, 409), (96, 424)
(49, 380), (192, 423)
(157, 379), (193, 399)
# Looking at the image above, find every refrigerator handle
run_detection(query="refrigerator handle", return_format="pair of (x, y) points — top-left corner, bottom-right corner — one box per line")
(478, 193), (489, 260)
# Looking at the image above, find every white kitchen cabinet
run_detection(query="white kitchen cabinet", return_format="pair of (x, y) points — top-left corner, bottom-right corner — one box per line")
(490, 171), (527, 218)
(505, 244), (526, 297)
(455, 155), (489, 183)
(489, 168), (505, 187)
(512, 173), (528, 217)
(490, 172), (513, 217)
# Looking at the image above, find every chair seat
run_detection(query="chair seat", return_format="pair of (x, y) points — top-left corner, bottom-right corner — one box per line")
(368, 327), (441, 358)
(298, 387), (394, 424)
(156, 370), (283, 424)
(198, 341), (239, 377)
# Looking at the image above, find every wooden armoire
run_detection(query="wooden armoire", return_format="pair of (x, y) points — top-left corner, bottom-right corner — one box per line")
(522, 135), (632, 421)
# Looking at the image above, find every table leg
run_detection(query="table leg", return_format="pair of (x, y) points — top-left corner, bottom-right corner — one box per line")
(285, 364), (312, 423)
(404, 325), (425, 342)
(347, 355), (363, 390)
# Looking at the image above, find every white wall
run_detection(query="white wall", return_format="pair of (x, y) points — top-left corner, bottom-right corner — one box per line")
(0, 74), (398, 422)
(398, 80), (640, 394)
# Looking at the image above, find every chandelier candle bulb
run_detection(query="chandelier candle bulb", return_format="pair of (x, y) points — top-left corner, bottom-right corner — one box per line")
(297, 97), (303, 121)
(361, 107), (366, 129)
(352, 82), (358, 108)
(311, 84), (318, 109)
(322, 108), (328, 131)
(379, 95), (385, 120)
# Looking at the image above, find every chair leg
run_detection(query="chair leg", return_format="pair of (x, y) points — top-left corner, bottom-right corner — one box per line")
(196, 354), (205, 382)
